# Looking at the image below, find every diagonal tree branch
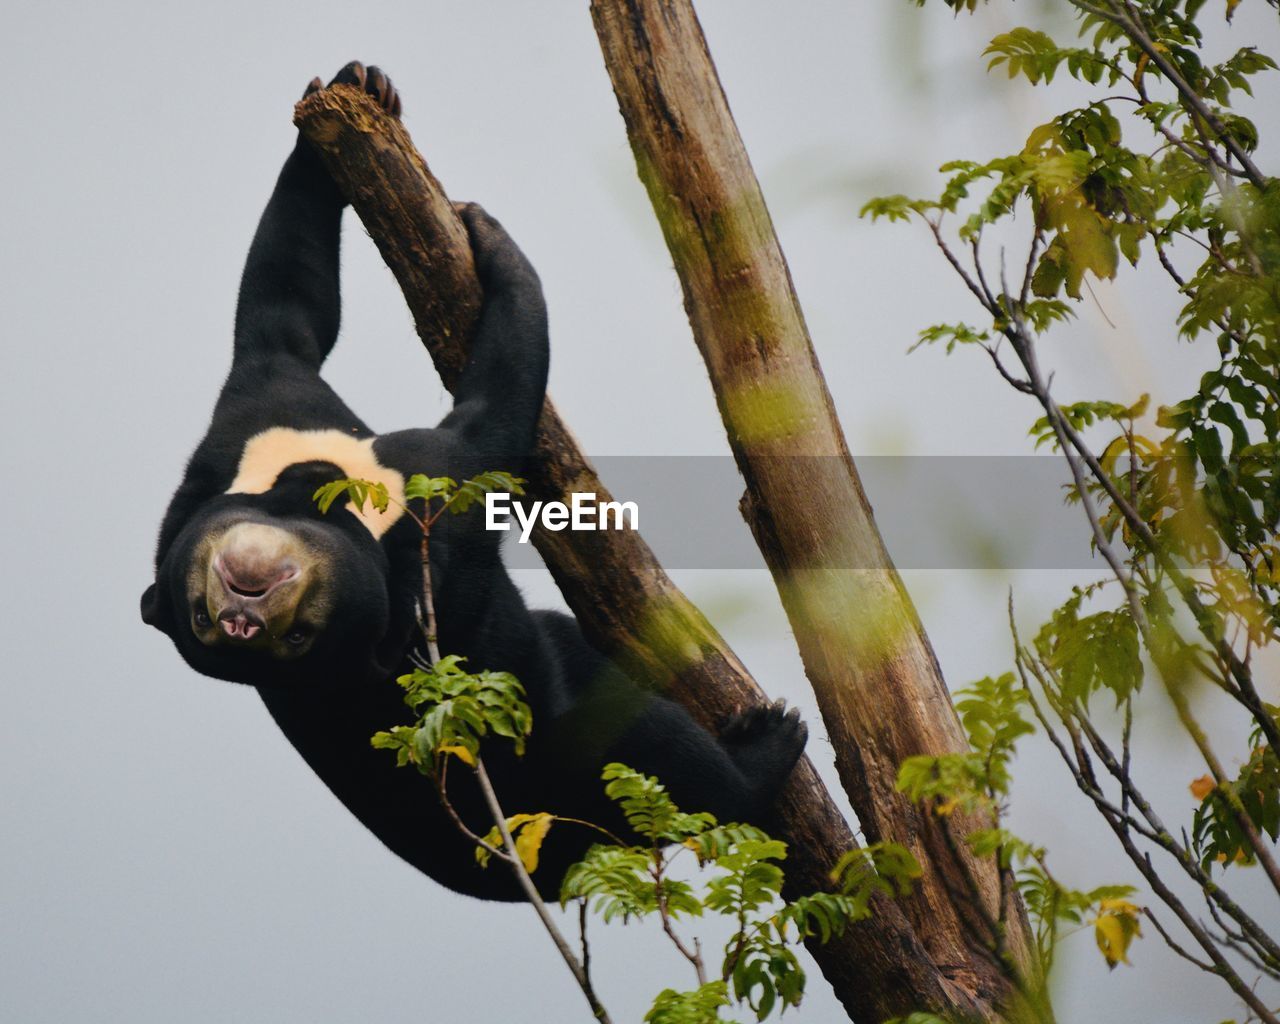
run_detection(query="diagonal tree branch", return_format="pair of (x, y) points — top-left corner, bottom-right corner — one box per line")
(294, 83), (980, 1023)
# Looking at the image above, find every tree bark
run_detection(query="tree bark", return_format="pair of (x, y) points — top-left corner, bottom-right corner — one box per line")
(295, 82), (995, 1022)
(588, 0), (1043, 1018)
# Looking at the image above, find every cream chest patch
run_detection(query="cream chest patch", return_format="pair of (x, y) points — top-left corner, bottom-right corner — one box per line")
(227, 428), (405, 539)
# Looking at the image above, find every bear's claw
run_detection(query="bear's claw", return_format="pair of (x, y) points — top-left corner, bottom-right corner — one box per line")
(304, 61), (401, 117)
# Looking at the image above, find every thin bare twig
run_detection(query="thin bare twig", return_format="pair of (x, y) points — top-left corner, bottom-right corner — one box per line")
(980, 341), (1035, 394)
(1092, 806), (1276, 1021)
(1009, 604), (1280, 970)
(1206, 898), (1280, 980)
(1144, 907), (1217, 973)
(651, 853), (707, 986)
(418, 528), (441, 665)
(474, 759), (614, 1022)
(928, 219), (996, 313)
(1019, 228), (1044, 309)
(579, 900), (594, 992)
(1119, 696), (1133, 818)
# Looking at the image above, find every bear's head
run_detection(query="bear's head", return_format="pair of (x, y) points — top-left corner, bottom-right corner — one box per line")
(141, 473), (411, 689)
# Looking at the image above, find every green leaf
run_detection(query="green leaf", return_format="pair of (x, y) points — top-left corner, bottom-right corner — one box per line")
(369, 726), (418, 769)
(910, 322), (990, 355)
(376, 656), (532, 774)
(645, 981), (734, 1024)
(312, 477), (391, 516)
(727, 938), (803, 1021)
(859, 194), (932, 223)
(684, 823), (771, 864)
(601, 763), (716, 843)
(404, 474), (456, 503)
(780, 891), (867, 943)
(984, 28), (1065, 85)
(560, 845), (658, 922)
(830, 841), (923, 916)
(896, 753), (993, 814)
(1036, 597), (1143, 706)
(1192, 740), (1280, 870)
(449, 471), (526, 515)
(967, 828), (1043, 869)
(954, 672), (1035, 770)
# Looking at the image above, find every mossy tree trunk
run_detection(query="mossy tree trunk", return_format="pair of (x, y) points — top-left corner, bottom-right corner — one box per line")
(587, 0), (1044, 1019)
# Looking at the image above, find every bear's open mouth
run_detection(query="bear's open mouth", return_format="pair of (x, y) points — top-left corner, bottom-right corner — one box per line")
(214, 556), (299, 600)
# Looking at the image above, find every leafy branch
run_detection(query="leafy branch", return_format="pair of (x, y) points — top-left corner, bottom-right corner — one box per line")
(561, 763), (915, 1022)
(314, 470), (524, 664)
(316, 472), (912, 1022)
(871, 2), (1280, 1019)
(316, 471), (615, 1022)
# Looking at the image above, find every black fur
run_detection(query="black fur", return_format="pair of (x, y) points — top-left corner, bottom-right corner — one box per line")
(142, 63), (806, 900)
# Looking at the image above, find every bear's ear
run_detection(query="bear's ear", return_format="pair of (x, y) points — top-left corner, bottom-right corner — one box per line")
(140, 583), (166, 630)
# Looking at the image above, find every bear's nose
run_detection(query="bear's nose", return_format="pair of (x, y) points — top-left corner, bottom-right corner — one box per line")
(218, 612), (263, 640)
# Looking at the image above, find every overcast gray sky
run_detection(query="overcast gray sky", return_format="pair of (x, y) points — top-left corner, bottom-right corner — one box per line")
(4, 1), (1277, 1021)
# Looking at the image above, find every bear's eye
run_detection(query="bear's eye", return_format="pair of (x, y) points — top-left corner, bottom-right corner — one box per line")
(193, 609), (212, 628)
(284, 628), (309, 647)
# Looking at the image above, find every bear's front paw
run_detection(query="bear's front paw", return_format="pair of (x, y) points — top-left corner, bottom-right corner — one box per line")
(303, 61), (401, 117)
(453, 202), (538, 288)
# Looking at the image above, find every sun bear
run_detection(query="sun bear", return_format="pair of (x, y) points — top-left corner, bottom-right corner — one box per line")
(141, 62), (806, 898)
